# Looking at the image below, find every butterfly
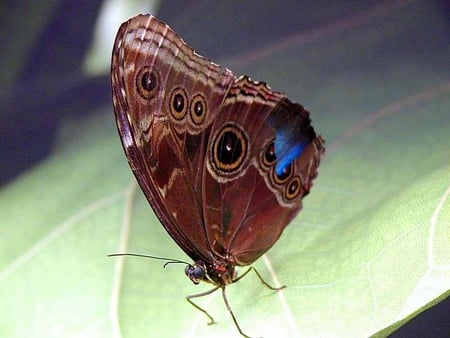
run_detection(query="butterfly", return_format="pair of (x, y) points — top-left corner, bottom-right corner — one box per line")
(111, 14), (325, 337)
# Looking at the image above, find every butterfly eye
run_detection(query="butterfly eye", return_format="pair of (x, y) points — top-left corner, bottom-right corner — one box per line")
(185, 264), (205, 285)
(136, 66), (158, 99)
(211, 124), (248, 174)
(169, 88), (188, 120)
(285, 176), (303, 200)
(190, 94), (207, 125)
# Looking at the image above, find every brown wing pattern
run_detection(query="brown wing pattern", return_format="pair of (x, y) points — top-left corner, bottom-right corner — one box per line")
(112, 14), (325, 269)
(203, 77), (325, 265)
(111, 15), (235, 261)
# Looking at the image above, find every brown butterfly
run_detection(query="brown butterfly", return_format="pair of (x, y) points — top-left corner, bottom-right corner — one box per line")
(111, 14), (324, 337)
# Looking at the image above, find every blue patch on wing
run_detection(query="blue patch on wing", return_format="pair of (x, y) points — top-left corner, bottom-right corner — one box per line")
(274, 136), (307, 175)
(267, 98), (315, 176)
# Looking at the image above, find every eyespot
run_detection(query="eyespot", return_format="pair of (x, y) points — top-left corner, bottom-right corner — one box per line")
(211, 123), (248, 174)
(136, 66), (158, 100)
(169, 87), (188, 121)
(285, 176), (302, 200)
(262, 141), (276, 167)
(273, 163), (292, 184)
(190, 94), (207, 125)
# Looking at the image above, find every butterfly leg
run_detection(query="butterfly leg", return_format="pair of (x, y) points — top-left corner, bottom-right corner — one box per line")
(186, 286), (219, 325)
(221, 287), (258, 338)
(221, 267), (285, 337)
(234, 266), (286, 291)
(252, 266), (286, 291)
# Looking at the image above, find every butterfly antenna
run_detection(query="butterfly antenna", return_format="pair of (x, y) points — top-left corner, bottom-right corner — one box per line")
(108, 253), (191, 268)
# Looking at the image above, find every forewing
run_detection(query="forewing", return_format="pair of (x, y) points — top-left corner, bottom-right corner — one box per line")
(111, 15), (235, 261)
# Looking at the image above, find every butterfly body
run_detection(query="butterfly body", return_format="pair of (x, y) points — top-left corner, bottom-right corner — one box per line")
(111, 14), (324, 336)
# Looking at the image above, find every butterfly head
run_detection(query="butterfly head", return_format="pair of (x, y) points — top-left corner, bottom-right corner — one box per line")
(185, 259), (236, 286)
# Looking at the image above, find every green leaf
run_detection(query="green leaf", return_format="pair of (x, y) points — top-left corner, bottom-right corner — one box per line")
(1, 1), (449, 338)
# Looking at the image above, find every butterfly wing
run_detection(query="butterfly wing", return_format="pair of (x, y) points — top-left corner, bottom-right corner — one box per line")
(203, 77), (325, 265)
(111, 15), (235, 262)
(112, 14), (325, 270)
